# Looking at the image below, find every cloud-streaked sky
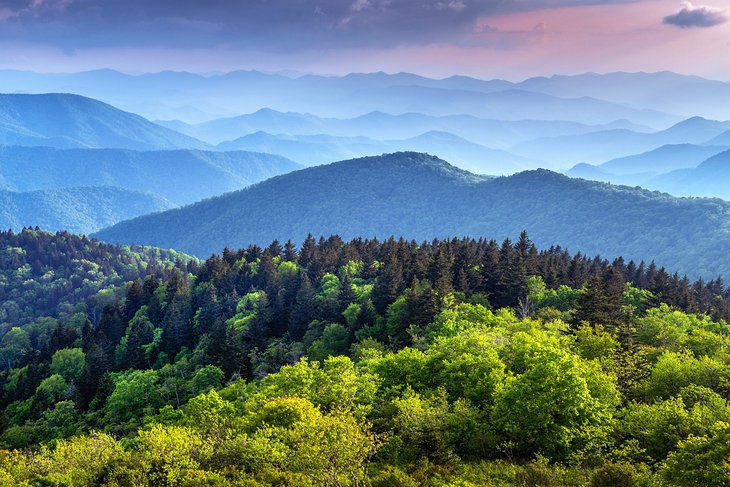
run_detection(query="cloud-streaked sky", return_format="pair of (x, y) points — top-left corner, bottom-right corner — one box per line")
(0, 0), (728, 79)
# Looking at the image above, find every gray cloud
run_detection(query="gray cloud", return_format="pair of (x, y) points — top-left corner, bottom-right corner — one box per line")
(0, 0), (638, 51)
(663, 2), (728, 28)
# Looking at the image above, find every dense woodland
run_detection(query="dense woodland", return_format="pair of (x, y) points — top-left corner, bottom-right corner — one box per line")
(0, 229), (193, 329)
(0, 229), (729, 485)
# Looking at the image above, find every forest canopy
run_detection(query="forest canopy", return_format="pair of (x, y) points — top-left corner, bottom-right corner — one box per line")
(0, 229), (729, 485)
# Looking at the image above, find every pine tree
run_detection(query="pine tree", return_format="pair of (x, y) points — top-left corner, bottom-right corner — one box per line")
(122, 280), (144, 324)
(480, 240), (500, 299)
(338, 272), (357, 313)
(289, 272), (317, 340)
(430, 244), (453, 299)
(572, 267), (626, 335)
(372, 251), (405, 313)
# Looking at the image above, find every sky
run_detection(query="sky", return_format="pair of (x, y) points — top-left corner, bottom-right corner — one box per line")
(0, 0), (728, 79)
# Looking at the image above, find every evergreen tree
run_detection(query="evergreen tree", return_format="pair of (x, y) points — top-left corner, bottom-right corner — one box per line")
(572, 267), (627, 335)
(289, 272), (317, 340)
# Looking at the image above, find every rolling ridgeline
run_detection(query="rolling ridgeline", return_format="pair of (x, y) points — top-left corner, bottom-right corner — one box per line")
(95, 152), (730, 279)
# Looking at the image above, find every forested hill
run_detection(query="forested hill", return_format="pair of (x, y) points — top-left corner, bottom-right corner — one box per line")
(0, 229), (194, 329)
(94, 152), (730, 278)
(0, 187), (172, 234)
(0, 146), (301, 206)
(0, 93), (207, 150)
(0, 230), (728, 485)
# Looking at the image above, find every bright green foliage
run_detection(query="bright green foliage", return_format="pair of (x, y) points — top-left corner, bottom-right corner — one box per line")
(103, 369), (161, 427)
(190, 365), (225, 395)
(661, 422), (730, 486)
(618, 387), (730, 463)
(34, 374), (69, 407)
(528, 276), (580, 312)
(134, 425), (213, 485)
(645, 351), (729, 400)
(492, 338), (619, 460)
(0, 328), (30, 370)
(308, 323), (350, 361)
(50, 348), (85, 383)
(573, 324), (618, 362)
(426, 331), (506, 407)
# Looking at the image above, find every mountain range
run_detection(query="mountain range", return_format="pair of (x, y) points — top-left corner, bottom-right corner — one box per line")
(7, 69), (729, 124)
(511, 117), (730, 166)
(93, 152), (730, 278)
(566, 145), (730, 200)
(159, 108), (648, 148)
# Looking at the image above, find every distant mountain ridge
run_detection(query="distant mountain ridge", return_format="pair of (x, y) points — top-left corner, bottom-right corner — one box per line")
(93, 152), (730, 278)
(0, 187), (172, 234)
(512, 116), (730, 166)
(0, 146), (301, 206)
(3, 69), (722, 123)
(160, 108), (649, 148)
(0, 93), (208, 150)
(0, 70), (692, 128)
(566, 144), (730, 200)
(216, 130), (528, 174)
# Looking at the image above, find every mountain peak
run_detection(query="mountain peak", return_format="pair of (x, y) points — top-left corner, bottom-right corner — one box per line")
(330, 152), (484, 182)
(0, 92), (208, 150)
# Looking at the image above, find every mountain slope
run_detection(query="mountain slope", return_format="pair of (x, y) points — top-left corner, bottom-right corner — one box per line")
(565, 143), (728, 185)
(0, 146), (301, 205)
(0, 187), (172, 234)
(707, 129), (730, 145)
(93, 152), (730, 277)
(599, 143), (728, 175)
(0, 93), (208, 150)
(647, 149), (730, 200)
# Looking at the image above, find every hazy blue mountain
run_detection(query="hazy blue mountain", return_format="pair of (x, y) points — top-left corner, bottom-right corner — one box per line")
(342, 86), (674, 126)
(93, 152), (730, 277)
(707, 130), (730, 145)
(216, 131), (528, 174)
(0, 187), (172, 234)
(0, 93), (208, 150)
(0, 69), (680, 127)
(568, 146), (730, 200)
(647, 150), (730, 201)
(599, 144), (728, 175)
(511, 117), (730, 166)
(565, 164), (654, 187)
(166, 107), (650, 148)
(0, 146), (300, 206)
(516, 71), (730, 121)
(167, 109), (329, 144)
